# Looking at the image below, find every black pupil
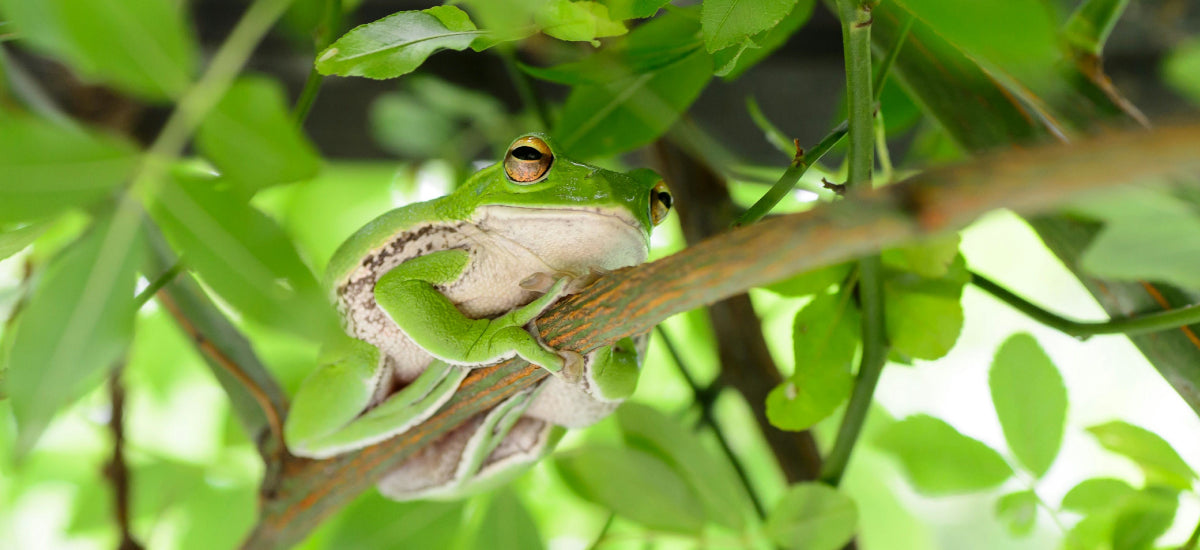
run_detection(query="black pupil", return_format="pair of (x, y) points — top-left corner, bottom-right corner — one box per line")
(657, 191), (672, 209)
(512, 146), (543, 161)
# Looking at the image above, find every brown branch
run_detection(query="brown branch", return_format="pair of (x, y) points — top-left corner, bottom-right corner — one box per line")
(241, 123), (1200, 549)
(105, 362), (143, 550)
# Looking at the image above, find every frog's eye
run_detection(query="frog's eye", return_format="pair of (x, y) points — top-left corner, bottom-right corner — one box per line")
(650, 180), (672, 226)
(504, 136), (554, 183)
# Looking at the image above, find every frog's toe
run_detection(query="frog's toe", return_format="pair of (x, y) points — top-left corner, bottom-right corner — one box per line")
(559, 349), (584, 382)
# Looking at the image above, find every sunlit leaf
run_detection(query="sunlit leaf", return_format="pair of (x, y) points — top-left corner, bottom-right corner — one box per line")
(762, 262), (852, 297)
(1061, 478), (1136, 514)
(880, 234), (961, 279)
(6, 213), (143, 457)
(617, 403), (753, 530)
(989, 333), (1066, 478)
(555, 446), (706, 533)
(605, 0), (672, 19)
(713, 0), (815, 79)
(196, 76), (321, 194)
(324, 491), (464, 549)
(875, 415), (1012, 495)
(316, 7), (484, 79)
(536, 0), (626, 42)
(1087, 421), (1196, 490)
(994, 490), (1038, 537)
(1110, 487), (1178, 550)
(883, 256), (968, 361)
(764, 483), (857, 550)
(149, 173), (339, 341)
(767, 289), (858, 431)
(701, 0), (798, 53)
(0, 115), (139, 225)
(0, 223), (48, 262)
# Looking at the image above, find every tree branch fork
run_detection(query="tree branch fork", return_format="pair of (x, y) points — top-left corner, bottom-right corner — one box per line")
(238, 123), (1200, 548)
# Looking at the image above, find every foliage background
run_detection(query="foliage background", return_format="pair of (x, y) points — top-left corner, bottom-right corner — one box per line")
(1, 0), (1200, 549)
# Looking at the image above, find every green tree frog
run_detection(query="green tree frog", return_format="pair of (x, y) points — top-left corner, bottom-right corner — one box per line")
(284, 134), (672, 500)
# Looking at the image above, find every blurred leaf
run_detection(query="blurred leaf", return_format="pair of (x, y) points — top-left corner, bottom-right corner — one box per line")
(6, 213), (143, 457)
(555, 446), (706, 533)
(1061, 478), (1136, 514)
(605, 0), (671, 19)
(324, 491), (464, 549)
(196, 76), (321, 194)
(1063, 0), (1131, 57)
(880, 234), (961, 279)
(149, 174), (339, 342)
(0, 223), (48, 262)
(1165, 39), (1200, 106)
(994, 490), (1038, 537)
(370, 76), (509, 160)
(883, 256), (967, 361)
(875, 414), (1012, 495)
(767, 289), (858, 431)
(536, 0), (626, 42)
(316, 7), (484, 79)
(617, 403), (753, 530)
(1110, 487), (1177, 550)
(471, 490), (543, 550)
(764, 482), (858, 550)
(178, 482), (257, 550)
(713, 0), (815, 79)
(701, 0), (798, 53)
(553, 10), (713, 158)
(763, 262), (851, 297)
(1086, 421), (1196, 491)
(989, 333), (1066, 478)
(1, 0), (196, 99)
(0, 115), (139, 225)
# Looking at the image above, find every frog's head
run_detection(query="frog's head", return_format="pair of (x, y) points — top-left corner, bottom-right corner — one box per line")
(457, 133), (672, 272)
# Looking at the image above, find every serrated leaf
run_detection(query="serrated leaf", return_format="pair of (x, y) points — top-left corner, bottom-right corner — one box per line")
(1, 0), (196, 99)
(701, 0), (798, 53)
(989, 333), (1066, 478)
(764, 483), (857, 550)
(763, 262), (851, 297)
(883, 257), (967, 360)
(617, 403), (753, 530)
(316, 8), (484, 79)
(555, 446), (706, 533)
(7, 213), (143, 456)
(0, 223), (48, 262)
(195, 76), (320, 194)
(1086, 421), (1196, 490)
(713, 0), (815, 80)
(149, 174), (338, 341)
(0, 115), (139, 225)
(553, 11), (712, 158)
(875, 414), (1012, 495)
(1061, 478), (1136, 514)
(881, 234), (961, 279)
(994, 490), (1038, 537)
(766, 290), (858, 431)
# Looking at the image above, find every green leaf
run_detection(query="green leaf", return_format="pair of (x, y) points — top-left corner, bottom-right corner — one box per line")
(875, 414), (1012, 495)
(195, 76), (321, 194)
(617, 403), (753, 530)
(605, 0), (671, 19)
(1086, 421), (1196, 490)
(1165, 39), (1200, 107)
(701, 0), (798, 53)
(1063, 0), (1132, 57)
(149, 173), (338, 341)
(989, 333), (1066, 478)
(6, 213), (143, 457)
(766, 290), (858, 431)
(536, 0), (626, 42)
(1, 0), (197, 99)
(764, 483), (858, 550)
(994, 490), (1038, 537)
(1110, 487), (1178, 550)
(1061, 478), (1136, 514)
(325, 491), (464, 548)
(472, 489), (544, 550)
(880, 234), (961, 279)
(0, 115), (139, 225)
(883, 256), (967, 361)
(316, 8), (484, 79)
(763, 262), (852, 297)
(553, 11), (712, 158)
(554, 446), (706, 533)
(713, 0), (815, 80)
(0, 223), (48, 262)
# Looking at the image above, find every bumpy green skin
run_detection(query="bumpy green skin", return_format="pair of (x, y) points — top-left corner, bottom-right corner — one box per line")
(286, 134), (658, 474)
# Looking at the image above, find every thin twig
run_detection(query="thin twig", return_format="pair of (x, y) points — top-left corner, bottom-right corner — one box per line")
(132, 261), (183, 310)
(105, 362), (143, 550)
(292, 0), (342, 125)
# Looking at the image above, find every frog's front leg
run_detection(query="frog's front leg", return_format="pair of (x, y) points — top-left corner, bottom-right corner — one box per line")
(375, 249), (573, 373)
(525, 336), (643, 428)
(285, 336), (468, 459)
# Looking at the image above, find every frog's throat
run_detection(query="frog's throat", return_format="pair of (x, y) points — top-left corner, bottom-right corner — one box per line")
(470, 204), (650, 268)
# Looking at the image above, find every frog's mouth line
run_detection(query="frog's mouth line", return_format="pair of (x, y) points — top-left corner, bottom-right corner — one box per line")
(472, 204), (647, 236)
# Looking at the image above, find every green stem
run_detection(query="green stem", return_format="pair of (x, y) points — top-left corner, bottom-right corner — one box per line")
(132, 261), (183, 309)
(292, 67), (323, 125)
(734, 10), (910, 226)
(972, 272), (1200, 338)
(820, 0), (886, 488)
(293, 0), (341, 125)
